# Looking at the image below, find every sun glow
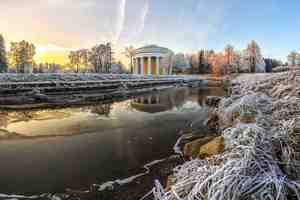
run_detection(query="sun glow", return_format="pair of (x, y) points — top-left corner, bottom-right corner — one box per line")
(34, 51), (69, 65)
(34, 44), (72, 65)
(33, 43), (130, 67)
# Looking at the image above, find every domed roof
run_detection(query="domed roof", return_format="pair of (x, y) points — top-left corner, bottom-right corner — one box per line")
(134, 45), (173, 55)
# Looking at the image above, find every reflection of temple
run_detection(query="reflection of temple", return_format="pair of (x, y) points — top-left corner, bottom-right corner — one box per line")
(131, 88), (189, 113)
(132, 95), (170, 113)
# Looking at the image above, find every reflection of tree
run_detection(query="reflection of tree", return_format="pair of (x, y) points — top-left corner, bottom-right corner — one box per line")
(170, 88), (189, 109)
(198, 90), (207, 106)
(198, 88), (226, 106)
(17, 111), (37, 122)
(0, 112), (9, 128)
(8, 111), (38, 123)
(0, 111), (37, 128)
(90, 104), (112, 117)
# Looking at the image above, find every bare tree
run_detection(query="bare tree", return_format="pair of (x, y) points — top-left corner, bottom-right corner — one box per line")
(161, 52), (174, 75)
(105, 43), (113, 73)
(198, 50), (205, 74)
(223, 45), (236, 74)
(124, 46), (135, 73)
(9, 40), (36, 73)
(0, 34), (7, 73)
(68, 51), (81, 73)
(245, 40), (265, 73)
(172, 53), (189, 74)
(88, 43), (112, 73)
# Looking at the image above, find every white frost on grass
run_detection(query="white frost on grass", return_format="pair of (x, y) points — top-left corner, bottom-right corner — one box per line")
(149, 72), (300, 200)
(0, 73), (200, 83)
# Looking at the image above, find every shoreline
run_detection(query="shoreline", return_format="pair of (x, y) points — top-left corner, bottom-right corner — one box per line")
(150, 71), (300, 200)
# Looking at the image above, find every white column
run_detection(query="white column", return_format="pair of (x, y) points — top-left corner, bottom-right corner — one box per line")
(135, 58), (138, 74)
(156, 56), (160, 76)
(148, 57), (152, 75)
(141, 57), (144, 75)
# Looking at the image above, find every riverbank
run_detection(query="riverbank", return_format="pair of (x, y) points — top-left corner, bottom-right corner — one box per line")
(0, 74), (203, 109)
(149, 71), (300, 200)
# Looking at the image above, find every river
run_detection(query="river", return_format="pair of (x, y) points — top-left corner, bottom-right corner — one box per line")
(0, 87), (225, 196)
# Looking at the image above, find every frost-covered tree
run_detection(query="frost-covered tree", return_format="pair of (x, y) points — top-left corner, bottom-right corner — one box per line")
(68, 49), (88, 73)
(186, 53), (198, 74)
(231, 50), (242, 73)
(9, 40), (36, 73)
(287, 51), (299, 66)
(104, 43), (113, 73)
(89, 44), (105, 73)
(224, 45), (234, 65)
(161, 52), (174, 74)
(88, 44), (112, 73)
(224, 44), (235, 74)
(0, 34), (8, 73)
(242, 40), (266, 73)
(208, 52), (227, 76)
(68, 51), (81, 73)
(78, 49), (89, 71)
(172, 53), (189, 73)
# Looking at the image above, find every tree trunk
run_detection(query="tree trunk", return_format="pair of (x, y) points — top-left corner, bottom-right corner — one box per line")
(130, 57), (133, 74)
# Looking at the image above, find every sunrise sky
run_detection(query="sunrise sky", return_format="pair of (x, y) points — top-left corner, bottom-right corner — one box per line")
(1, 0), (300, 64)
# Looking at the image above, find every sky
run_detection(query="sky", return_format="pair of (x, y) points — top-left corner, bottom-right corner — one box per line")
(1, 0), (300, 64)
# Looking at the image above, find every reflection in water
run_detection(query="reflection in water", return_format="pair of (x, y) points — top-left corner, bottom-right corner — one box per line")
(0, 87), (225, 195)
(0, 87), (225, 138)
(198, 87), (227, 106)
(0, 87), (226, 140)
(0, 112), (9, 128)
(90, 104), (112, 117)
(131, 88), (191, 113)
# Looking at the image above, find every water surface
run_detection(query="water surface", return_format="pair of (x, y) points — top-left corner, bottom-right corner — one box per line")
(0, 87), (225, 195)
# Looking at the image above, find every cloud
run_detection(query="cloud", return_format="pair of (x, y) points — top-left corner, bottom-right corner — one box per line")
(136, 0), (150, 37)
(115, 0), (127, 42)
(1, 0), (234, 54)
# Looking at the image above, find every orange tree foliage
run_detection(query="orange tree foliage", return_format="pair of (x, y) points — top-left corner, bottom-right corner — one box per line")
(208, 53), (228, 76)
